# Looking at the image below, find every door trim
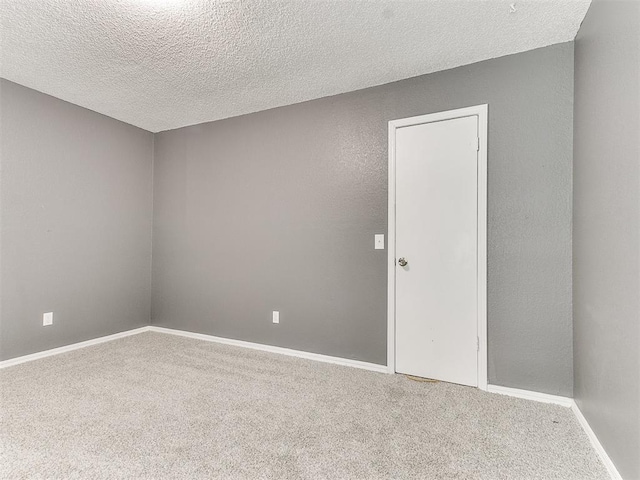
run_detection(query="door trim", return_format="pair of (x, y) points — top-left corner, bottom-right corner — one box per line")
(387, 104), (488, 391)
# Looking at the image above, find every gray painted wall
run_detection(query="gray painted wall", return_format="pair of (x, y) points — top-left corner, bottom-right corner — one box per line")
(0, 79), (154, 360)
(153, 43), (575, 396)
(573, 1), (640, 478)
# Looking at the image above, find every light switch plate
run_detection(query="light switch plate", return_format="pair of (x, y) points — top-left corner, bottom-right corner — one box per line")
(272, 311), (280, 324)
(374, 234), (385, 250)
(43, 312), (53, 326)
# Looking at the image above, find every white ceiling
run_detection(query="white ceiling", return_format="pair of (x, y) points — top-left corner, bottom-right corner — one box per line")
(0, 0), (590, 133)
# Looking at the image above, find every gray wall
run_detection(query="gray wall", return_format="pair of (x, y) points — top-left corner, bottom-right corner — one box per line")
(573, 1), (640, 478)
(153, 43), (575, 396)
(0, 79), (154, 360)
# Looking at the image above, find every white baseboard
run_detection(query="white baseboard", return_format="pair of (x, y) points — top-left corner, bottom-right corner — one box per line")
(0, 326), (151, 369)
(0, 324), (387, 374)
(148, 326), (388, 374)
(487, 384), (574, 407)
(487, 384), (621, 480)
(0, 325), (624, 480)
(571, 401), (622, 480)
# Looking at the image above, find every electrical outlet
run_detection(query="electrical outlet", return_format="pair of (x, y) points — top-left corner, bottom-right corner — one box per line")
(43, 312), (53, 326)
(272, 311), (280, 324)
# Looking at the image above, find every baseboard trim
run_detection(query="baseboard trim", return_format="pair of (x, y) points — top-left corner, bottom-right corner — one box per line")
(488, 384), (621, 479)
(0, 325), (623, 479)
(570, 401), (622, 480)
(487, 384), (574, 407)
(148, 326), (388, 374)
(0, 326), (151, 369)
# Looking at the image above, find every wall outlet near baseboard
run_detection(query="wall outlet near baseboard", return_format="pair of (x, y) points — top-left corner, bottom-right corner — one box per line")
(43, 312), (54, 326)
(272, 311), (280, 324)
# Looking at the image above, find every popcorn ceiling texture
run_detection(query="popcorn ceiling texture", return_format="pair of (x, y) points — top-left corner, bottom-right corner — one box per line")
(0, 0), (590, 132)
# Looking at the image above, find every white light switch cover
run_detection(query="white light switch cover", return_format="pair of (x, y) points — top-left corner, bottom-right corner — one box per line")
(43, 312), (53, 326)
(374, 234), (385, 250)
(272, 311), (280, 324)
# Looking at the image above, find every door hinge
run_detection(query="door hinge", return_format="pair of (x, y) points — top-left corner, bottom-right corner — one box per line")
(477, 337), (480, 351)
(477, 137), (480, 152)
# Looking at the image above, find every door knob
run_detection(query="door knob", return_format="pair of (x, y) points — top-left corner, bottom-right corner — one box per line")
(398, 257), (408, 267)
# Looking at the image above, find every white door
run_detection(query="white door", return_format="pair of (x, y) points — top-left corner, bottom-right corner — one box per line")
(394, 115), (479, 387)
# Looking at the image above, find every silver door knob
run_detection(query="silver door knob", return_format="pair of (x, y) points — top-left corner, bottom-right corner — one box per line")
(398, 257), (408, 267)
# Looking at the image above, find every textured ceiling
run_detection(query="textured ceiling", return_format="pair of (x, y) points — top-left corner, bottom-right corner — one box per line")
(0, 0), (590, 132)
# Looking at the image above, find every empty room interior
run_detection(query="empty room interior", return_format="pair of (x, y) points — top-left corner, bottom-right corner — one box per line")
(1, 0), (639, 478)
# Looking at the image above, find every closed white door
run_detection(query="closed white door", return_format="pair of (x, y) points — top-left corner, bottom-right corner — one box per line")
(394, 115), (479, 387)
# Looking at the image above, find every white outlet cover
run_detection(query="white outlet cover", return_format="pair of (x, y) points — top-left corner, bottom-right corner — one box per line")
(272, 311), (280, 324)
(375, 234), (385, 250)
(43, 312), (53, 326)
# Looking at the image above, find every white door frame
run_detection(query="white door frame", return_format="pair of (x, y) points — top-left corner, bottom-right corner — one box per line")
(387, 104), (488, 391)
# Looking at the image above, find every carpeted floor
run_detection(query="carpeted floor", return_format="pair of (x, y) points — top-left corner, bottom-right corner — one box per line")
(1, 332), (607, 479)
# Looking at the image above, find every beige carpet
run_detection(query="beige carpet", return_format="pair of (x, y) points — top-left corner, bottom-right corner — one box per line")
(1, 332), (607, 479)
